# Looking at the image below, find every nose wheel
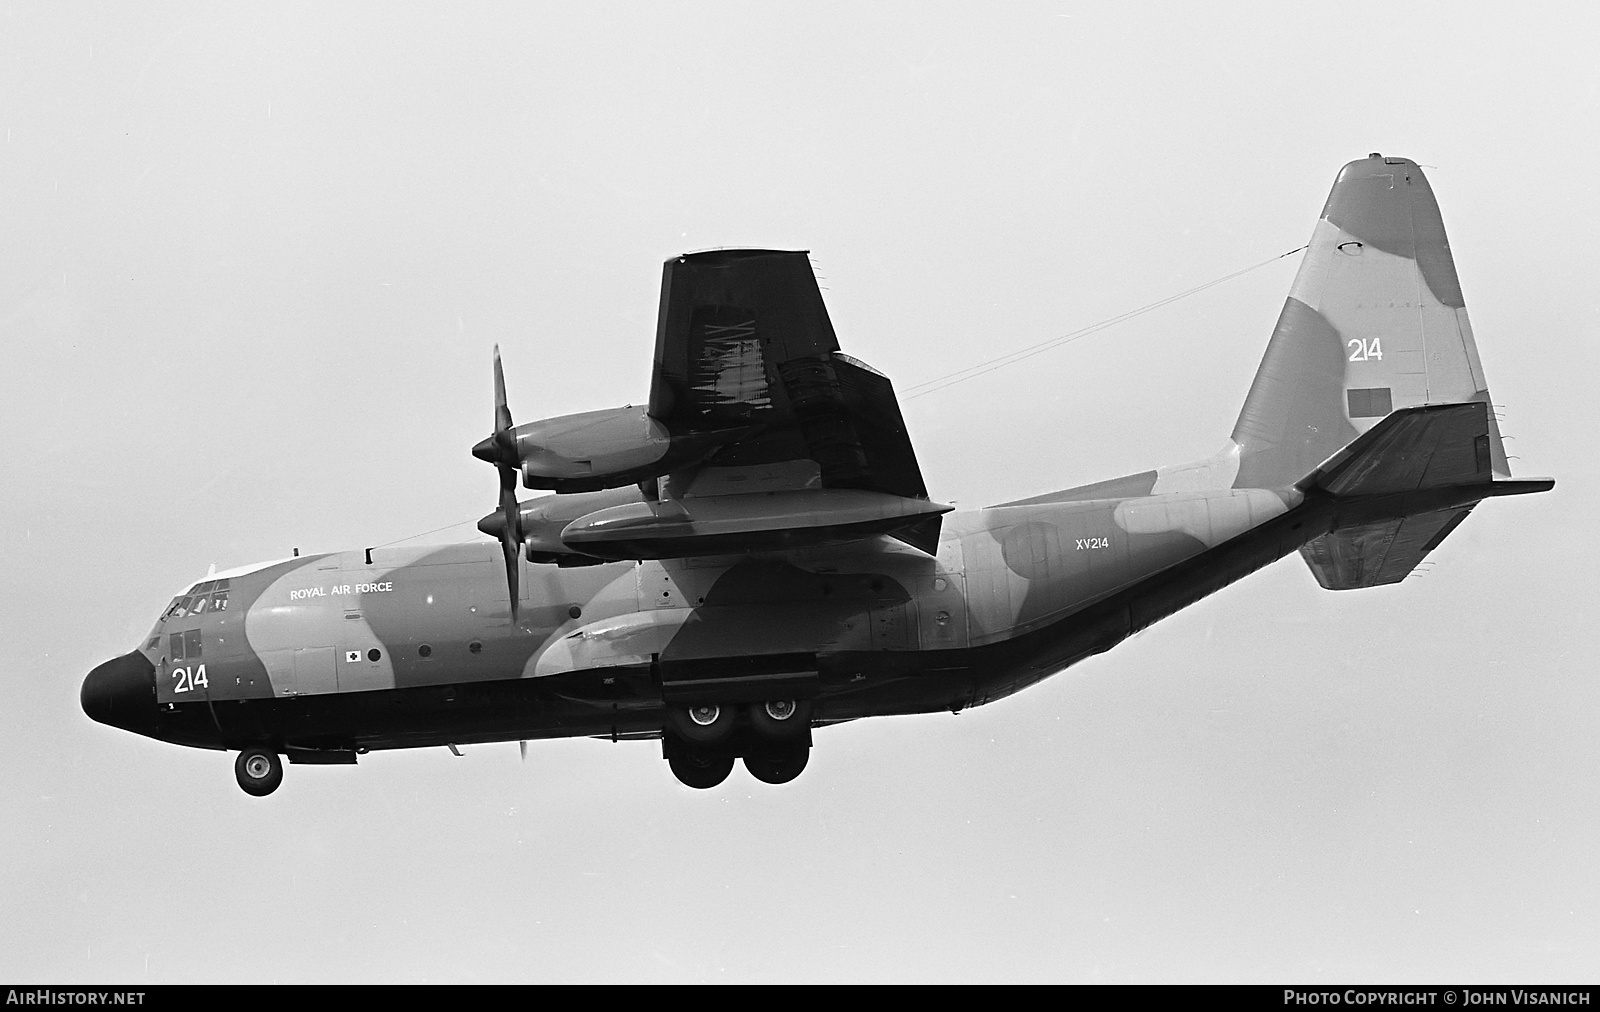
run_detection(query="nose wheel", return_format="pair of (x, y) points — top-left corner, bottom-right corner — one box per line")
(234, 747), (283, 796)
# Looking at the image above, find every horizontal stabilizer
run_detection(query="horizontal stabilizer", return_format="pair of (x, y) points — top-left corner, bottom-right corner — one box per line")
(1299, 507), (1472, 589)
(1299, 401), (1492, 496)
(1295, 401), (1552, 589)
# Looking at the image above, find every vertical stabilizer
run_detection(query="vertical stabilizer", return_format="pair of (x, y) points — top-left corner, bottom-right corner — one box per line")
(1231, 154), (1508, 490)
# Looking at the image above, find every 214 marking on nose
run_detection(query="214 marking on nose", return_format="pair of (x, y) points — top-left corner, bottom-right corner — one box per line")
(171, 664), (208, 693)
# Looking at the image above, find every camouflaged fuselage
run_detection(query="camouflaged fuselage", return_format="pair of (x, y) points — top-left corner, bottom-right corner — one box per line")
(82, 154), (1552, 790)
(121, 485), (1307, 754)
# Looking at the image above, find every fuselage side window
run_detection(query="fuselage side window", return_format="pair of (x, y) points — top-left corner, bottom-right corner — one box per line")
(169, 632), (185, 661)
(183, 629), (202, 658)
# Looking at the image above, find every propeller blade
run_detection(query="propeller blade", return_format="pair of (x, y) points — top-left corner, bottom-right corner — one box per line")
(478, 346), (521, 622)
(499, 462), (521, 623)
(493, 344), (513, 439)
(477, 346), (524, 624)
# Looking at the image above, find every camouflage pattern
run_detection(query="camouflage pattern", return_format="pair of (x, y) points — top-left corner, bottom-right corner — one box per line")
(82, 155), (1552, 791)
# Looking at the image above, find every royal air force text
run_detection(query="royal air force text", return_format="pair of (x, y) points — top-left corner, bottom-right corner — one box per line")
(288, 582), (394, 601)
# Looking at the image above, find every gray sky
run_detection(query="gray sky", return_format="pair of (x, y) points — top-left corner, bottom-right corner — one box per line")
(2, 1), (1596, 983)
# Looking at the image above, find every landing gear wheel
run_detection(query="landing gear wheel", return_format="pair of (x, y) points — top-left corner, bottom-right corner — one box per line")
(748, 698), (813, 740)
(668, 703), (735, 743)
(668, 751), (735, 789)
(743, 746), (809, 785)
(235, 747), (283, 796)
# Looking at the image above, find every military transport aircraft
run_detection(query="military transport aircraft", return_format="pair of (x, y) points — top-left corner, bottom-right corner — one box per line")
(83, 154), (1552, 795)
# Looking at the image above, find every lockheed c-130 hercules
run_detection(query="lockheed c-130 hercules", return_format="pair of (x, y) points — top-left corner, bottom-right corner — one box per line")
(83, 154), (1552, 794)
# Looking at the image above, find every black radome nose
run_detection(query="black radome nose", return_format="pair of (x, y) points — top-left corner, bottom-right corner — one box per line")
(81, 651), (158, 734)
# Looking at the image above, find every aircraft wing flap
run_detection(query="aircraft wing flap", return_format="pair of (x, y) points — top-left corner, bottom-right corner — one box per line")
(648, 250), (930, 503)
(1299, 506), (1473, 589)
(649, 249), (838, 430)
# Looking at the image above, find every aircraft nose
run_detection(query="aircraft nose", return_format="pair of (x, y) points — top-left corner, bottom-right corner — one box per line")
(81, 651), (158, 733)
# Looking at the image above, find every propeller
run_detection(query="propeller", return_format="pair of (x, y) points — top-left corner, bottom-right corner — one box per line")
(474, 345), (523, 624)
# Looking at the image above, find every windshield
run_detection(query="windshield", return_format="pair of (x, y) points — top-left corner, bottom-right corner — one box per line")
(162, 579), (231, 620)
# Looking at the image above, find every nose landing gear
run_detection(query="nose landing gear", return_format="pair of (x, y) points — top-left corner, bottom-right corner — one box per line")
(234, 747), (283, 797)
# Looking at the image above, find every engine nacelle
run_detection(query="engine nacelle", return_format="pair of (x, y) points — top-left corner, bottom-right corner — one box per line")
(473, 405), (744, 494)
(559, 488), (951, 561)
(477, 486), (642, 566)
(520, 487), (639, 565)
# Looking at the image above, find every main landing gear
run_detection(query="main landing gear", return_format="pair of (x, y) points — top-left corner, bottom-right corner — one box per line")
(667, 751), (736, 789)
(663, 699), (812, 789)
(234, 746), (283, 796)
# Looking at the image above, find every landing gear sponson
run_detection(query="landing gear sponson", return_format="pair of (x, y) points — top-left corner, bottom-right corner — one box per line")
(220, 696), (814, 794)
(663, 698), (813, 789)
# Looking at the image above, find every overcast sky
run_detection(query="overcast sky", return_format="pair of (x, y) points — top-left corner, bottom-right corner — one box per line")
(2, 1), (1596, 983)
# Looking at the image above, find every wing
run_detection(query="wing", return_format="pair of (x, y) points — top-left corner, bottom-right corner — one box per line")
(648, 250), (930, 504)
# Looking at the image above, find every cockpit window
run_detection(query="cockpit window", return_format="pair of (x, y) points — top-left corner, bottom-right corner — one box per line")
(183, 629), (202, 658)
(170, 631), (185, 660)
(163, 579), (231, 621)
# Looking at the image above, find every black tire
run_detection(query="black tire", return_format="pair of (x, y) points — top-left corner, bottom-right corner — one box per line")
(668, 752), (735, 789)
(743, 746), (809, 785)
(748, 698), (813, 741)
(667, 703), (735, 743)
(235, 747), (283, 797)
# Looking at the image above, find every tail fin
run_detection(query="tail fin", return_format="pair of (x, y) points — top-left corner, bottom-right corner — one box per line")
(1231, 154), (1509, 491)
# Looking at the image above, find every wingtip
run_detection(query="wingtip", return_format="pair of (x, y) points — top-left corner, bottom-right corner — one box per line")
(1487, 477), (1555, 496)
